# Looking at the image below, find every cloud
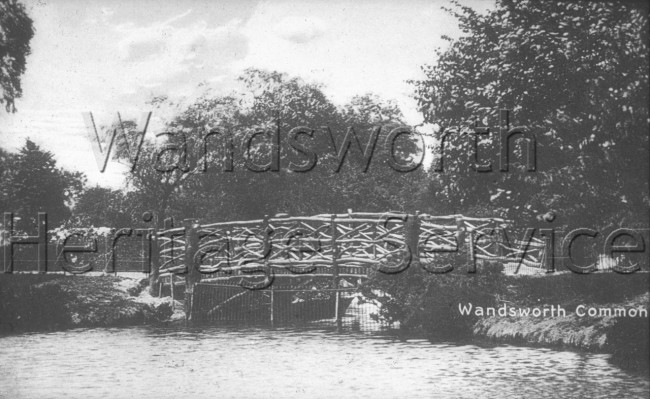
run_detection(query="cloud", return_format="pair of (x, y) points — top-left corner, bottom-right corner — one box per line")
(111, 13), (248, 100)
(121, 37), (166, 62)
(100, 7), (114, 18)
(274, 16), (325, 44)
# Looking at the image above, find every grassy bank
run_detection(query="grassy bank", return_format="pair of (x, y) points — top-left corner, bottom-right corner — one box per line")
(364, 261), (649, 368)
(0, 274), (178, 334)
(473, 292), (649, 362)
(473, 272), (649, 369)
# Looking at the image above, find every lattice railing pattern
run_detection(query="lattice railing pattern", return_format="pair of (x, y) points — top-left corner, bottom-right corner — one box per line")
(155, 212), (549, 283)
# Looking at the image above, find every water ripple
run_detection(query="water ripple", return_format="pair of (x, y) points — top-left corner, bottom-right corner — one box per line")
(0, 326), (647, 399)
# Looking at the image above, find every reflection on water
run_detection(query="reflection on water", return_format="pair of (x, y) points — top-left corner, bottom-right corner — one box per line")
(0, 326), (648, 399)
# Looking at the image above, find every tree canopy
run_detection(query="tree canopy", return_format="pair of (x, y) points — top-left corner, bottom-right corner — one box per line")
(73, 186), (134, 228)
(411, 0), (649, 229)
(1, 139), (86, 229)
(0, 0), (34, 113)
(105, 68), (427, 226)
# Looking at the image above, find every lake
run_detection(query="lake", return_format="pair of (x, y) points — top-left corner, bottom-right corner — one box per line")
(0, 326), (648, 398)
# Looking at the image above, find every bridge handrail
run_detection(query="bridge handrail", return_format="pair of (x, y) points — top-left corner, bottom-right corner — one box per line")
(146, 211), (554, 307)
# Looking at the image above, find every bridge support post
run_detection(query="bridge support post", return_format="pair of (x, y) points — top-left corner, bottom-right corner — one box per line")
(170, 274), (175, 304)
(269, 287), (274, 327)
(406, 211), (420, 265)
(184, 219), (201, 322)
(456, 217), (467, 269)
(467, 229), (476, 273)
(540, 228), (555, 273)
(330, 215), (342, 330)
(149, 232), (160, 296)
(456, 217), (466, 250)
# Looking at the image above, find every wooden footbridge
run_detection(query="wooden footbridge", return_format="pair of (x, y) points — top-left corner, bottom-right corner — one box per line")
(149, 212), (548, 324)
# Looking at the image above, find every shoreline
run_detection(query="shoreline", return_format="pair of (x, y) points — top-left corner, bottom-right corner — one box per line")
(1, 273), (648, 371)
(363, 265), (650, 371)
(0, 274), (183, 335)
(468, 293), (650, 370)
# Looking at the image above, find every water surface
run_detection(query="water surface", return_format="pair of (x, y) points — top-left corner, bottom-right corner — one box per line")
(0, 326), (648, 398)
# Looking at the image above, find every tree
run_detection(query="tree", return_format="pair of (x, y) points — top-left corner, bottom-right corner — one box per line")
(327, 94), (426, 213)
(1, 139), (86, 229)
(120, 69), (428, 225)
(0, 147), (15, 216)
(0, 0), (34, 113)
(73, 186), (133, 228)
(120, 94), (244, 224)
(411, 0), (649, 229)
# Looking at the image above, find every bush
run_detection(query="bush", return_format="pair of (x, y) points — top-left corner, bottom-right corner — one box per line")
(363, 255), (507, 337)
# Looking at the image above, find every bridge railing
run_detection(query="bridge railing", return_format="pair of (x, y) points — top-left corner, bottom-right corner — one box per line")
(157, 212), (410, 285)
(0, 212), (547, 279)
(153, 211), (552, 320)
(154, 212), (549, 287)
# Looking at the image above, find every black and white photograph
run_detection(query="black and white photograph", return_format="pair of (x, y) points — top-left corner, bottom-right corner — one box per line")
(0, 0), (648, 397)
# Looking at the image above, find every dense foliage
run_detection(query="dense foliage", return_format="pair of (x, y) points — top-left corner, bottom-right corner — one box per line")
(100, 69), (428, 226)
(411, 0), (649, 230)
(0, 0), (34, 112)
(0, 139), (86, 228)
(361, 0), (650, 336)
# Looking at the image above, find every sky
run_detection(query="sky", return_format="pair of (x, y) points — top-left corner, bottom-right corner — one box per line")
(0, 0), (494, 188)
